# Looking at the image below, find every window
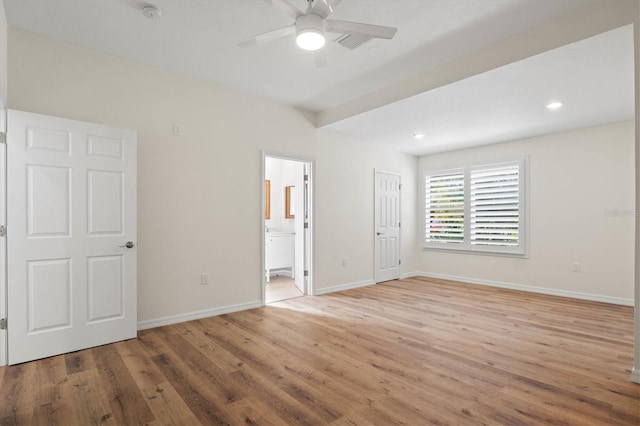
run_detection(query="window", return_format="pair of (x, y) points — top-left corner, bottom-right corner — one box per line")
(425, 170), (465, 245)
(424, 159), (527, 255)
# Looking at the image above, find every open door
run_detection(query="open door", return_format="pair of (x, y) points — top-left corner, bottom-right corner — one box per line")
(0, 0), (8, 366)
(293, 168), (305, 293)
(7, 110), (137, 364)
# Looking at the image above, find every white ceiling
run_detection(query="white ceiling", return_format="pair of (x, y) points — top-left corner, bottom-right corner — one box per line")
(326, 24), (635, 155)
(4, 0), (633, 156)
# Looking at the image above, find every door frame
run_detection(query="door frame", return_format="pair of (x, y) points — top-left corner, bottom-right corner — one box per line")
(374, 169), (402, 284)
(262, 152), (315, 304)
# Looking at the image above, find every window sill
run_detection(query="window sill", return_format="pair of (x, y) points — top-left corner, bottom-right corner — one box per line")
(422, 246), (529, 259)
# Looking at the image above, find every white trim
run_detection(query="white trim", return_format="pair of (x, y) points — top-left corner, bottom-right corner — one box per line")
(635, 0), (640, 388)
(0, 0), (6, 367)
(410, 272), (635, 306)
(314, 280), (375, 296)
(0, 131), (5, 367)
(400, 271), (422, 280)
(137, 301), (262, 331)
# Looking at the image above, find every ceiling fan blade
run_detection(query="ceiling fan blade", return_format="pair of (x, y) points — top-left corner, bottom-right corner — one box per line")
(314, 50), (327, 68)
(237, 25), (296, 48)
(264, 0), (303, 20)
(326, 19), (398, 39)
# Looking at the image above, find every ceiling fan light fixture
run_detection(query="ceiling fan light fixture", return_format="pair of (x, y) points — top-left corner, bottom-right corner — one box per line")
(296, 30), (326, 50)
(296, 13), (326, 51)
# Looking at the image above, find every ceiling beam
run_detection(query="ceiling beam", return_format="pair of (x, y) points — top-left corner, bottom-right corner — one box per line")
(317, 0), (638, 127)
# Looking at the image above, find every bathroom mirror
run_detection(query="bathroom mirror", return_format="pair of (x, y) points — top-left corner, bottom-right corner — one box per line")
(265, 180), (271, 219)
(285, 185), (295, 219)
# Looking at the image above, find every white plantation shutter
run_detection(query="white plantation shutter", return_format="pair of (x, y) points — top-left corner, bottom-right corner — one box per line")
(470, 163), (521, 248)
(425, 171), (464, 244)
(424, 159), (526, 255)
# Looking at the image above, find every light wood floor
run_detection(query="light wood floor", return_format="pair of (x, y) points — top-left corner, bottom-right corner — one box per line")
(0, 277), (638, 425)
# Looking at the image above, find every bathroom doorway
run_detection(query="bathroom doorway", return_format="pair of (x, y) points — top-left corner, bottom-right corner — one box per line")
(263, 155), (313, 304)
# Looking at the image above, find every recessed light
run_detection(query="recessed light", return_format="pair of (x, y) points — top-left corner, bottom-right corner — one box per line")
(413, 132), (425, 140)
(546, 101), (563, 110)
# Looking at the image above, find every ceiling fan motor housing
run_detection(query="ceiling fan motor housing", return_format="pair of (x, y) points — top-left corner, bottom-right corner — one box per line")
(296, 13), (325, 37)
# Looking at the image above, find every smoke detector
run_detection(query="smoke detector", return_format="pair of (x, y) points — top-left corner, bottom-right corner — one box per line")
(142, 5), (163, 20)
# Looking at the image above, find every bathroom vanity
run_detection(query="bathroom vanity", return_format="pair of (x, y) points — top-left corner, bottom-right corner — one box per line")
(265, 232), (294, 282)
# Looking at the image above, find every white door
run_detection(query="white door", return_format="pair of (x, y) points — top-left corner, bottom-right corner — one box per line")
(0, 132), (6, 367)
(374, 171), (401, 283)
(0, 1), (8, 366)
(293, 163), (305, 293)
(7, 110), (137, 365)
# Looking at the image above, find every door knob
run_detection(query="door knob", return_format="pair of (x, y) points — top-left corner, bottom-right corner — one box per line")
(119, 241), (135, 248)
(376, 232), (382, 236)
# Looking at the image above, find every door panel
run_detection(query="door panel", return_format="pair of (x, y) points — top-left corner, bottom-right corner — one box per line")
(27, 165), (71, 236)
(88, 170), (123, 234)
(375, 171), (401, 283)
(27, 258), (72, 332)
(7, 109), (137, 365)
(87, 255), (124, 322)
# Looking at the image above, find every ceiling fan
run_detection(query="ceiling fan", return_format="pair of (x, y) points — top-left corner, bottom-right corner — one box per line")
(237, 0), (398, 52)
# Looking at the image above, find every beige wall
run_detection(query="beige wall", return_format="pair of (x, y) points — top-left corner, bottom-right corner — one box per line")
(315, 130), (418, 290)
(416, 121), (636, 303)
(8, 29), (417, 323)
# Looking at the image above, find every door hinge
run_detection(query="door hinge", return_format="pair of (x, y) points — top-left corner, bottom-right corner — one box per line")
(304, 270), (309, 277)
(0, 318), (6, 330)
(398, 222), (401, 228)
(399, 259), (402, 265)
(304, 222), (309, 229)
(0, 226), (5, 237)
(0, 132), (5, 144)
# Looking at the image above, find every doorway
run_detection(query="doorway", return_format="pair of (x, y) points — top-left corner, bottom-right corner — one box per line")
(263, 155), (313, 304)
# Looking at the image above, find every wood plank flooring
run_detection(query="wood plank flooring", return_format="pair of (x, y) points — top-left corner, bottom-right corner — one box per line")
(0, 276), (638, 425)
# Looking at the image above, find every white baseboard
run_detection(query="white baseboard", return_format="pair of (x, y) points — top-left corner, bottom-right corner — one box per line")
(137, 300), (263, 331)
(409, 272), (634, 306)
(401, 271), (421, 279)
(314, 279), (375, 296)
(631, 368), (640, 384)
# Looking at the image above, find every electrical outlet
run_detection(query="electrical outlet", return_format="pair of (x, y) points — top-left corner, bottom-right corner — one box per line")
(173, 124), (183, 136)
(572, 263), (581, 273)
(342, 258), (347, 267)
(201, 273), (210, 285)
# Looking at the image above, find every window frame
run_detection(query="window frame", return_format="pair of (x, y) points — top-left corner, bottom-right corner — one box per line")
(422, 158), (528, 257)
